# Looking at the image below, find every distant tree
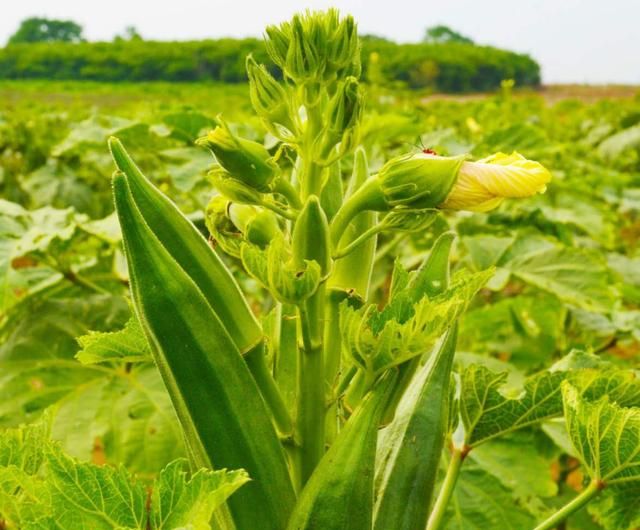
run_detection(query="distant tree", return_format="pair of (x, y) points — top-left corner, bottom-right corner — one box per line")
(8, 17), (84, 44)
(423, 25), (473, 44)
(114, 26), (143, 42)
(360, 34), (393, 44)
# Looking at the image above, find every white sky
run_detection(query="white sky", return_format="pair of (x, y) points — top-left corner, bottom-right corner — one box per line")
(1, 0), (638, 84)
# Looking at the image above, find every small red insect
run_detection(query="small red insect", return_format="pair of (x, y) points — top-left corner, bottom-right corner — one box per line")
(422, 148), (438, 155)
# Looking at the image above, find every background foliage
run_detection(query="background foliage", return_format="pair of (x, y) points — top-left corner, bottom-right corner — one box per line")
(0, 37), (540, 92)
(0, 78), (639, 528)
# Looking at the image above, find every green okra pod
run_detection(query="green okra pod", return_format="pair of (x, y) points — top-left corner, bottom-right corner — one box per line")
(292, 195), (331, 277)
(373, 325), (458, 530)
(287, 370), (398, 530)
(292, 195), (331, 483)
(108, 136), (262, 354)
(113, 173), (295, 530)
(373, 232), (459, 530)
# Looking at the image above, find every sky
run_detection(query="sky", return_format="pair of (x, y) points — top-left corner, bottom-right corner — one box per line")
(1, 0), (638, 85)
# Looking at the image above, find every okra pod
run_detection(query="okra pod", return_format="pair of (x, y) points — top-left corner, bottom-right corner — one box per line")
(287, 370), (398, 530)
(113, 174), (295, 530)
(373, 325), (458, 530)
(109, 137), (262, 353)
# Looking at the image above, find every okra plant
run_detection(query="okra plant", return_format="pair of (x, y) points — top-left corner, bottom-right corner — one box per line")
(106, 9), (640, 530)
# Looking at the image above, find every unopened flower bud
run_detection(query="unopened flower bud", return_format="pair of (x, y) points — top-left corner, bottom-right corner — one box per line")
(286, 15), (321, 81)
(327, 14), (359, 76)
(197, 121), (279, 191)
(317, 77), (363, 160)
(209, 170), (264, 206)
(204, 195), (242, 258)
(228, 203), (280, 248)
(373, 153), (466, 209)
(440, 152), (551, 212)
(292, 195), (331, 276)
(246, 55), (294, 133)
(264, 24), (291, 68)
(330, 150), (551, 244)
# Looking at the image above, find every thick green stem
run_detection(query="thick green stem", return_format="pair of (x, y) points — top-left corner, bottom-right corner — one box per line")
(297, 285), (326, 485)
(244, 341), (293, 436)
(323, 292), (344, 445)
(301, 158), (324, 199)
(300, 102), (325, 199)
(532, 480), (603, 530)
(324, 292), (344, 392)
(426, 446), (467, 530)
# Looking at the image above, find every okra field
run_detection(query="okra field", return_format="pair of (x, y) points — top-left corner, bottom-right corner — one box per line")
(1, 10), (640, 530)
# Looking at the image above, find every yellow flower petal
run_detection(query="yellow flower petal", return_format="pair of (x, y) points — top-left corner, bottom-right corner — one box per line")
(440, 151), (551, 212)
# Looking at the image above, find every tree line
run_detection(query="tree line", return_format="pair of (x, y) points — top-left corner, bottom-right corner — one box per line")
(0, 17), (540, 92)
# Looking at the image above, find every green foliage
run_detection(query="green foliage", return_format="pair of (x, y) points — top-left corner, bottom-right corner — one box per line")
(7, 17), (84, 45)
(0, 419), (248, 529)
(0, 37), (539, 92)
(0, 8), (639, 530)
(424, 25), (474, 45)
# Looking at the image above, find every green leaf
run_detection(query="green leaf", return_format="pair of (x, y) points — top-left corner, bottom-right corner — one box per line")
(162, 111), (213, 143)
(44, 445), (147, 530)
(443, 463), (535, 530)
(148, 460), (249, 529)
(0, 360), (184, 475)
(459, 293), (566, 369)
(563, 382), (640, 485)
(0, 416), (50, 473)
(0, 420), (247, 530)
(342, 269), (492, 375)
(1, 287), (129, 362)
(469, 432), (557, 511)
(499, 236), (615, 312)
(589, 483), (640, 530)
(462, 235), (514, 271)
(459, 364), (566, 448)
(76, 316), (151, 365)
(459, 359), (640, 448)
(598, 124), (640, 160)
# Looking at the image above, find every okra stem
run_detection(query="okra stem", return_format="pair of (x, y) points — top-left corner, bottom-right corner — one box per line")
(335, 364), (357, 399)
(62, 270), (111, 295)
(426, 446), (467, 530)
(273, 177), (302, 209)
(300, 104), (325, 199)
(244, 341), (294, 436)
(297, 286), (326, 485)
(333, 222), (381, 259)
(323, 291), (344, 446)
(532, 480), (603, 530)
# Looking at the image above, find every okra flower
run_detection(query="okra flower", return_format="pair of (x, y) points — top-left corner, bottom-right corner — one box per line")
(440, 152), (551, 212)
(330, 150), (551, 244)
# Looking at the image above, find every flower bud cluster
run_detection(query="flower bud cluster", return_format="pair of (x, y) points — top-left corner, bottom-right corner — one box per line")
(264, 9), (360, 83)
